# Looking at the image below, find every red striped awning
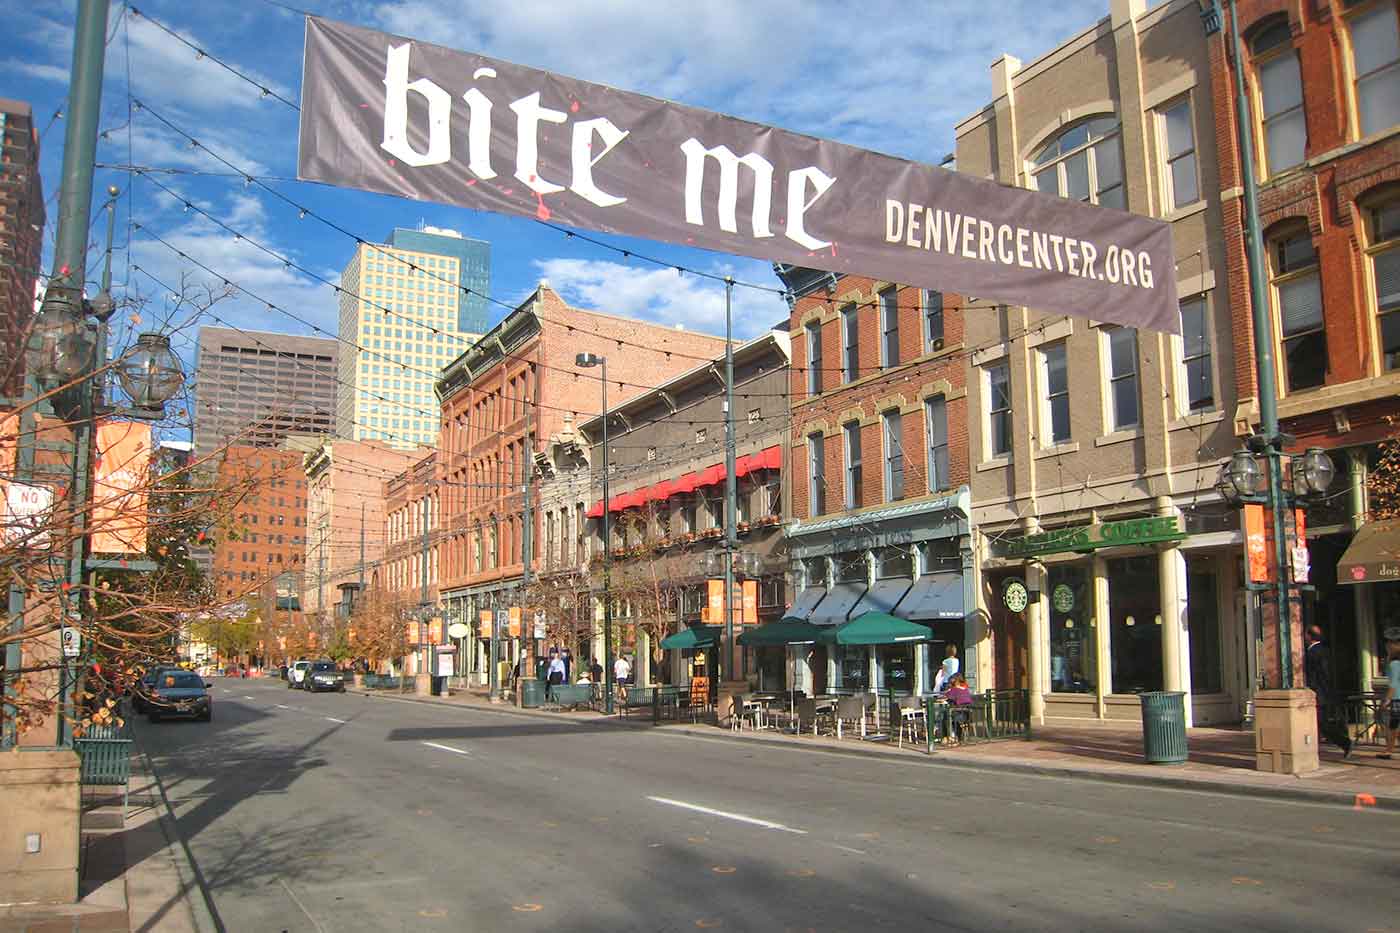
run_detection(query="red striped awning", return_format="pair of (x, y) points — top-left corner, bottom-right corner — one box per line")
(697, 464), (726, 487)
(673, 472), (701, 494)
(650, 479), (677, 501)
(586, 501), (605, 519)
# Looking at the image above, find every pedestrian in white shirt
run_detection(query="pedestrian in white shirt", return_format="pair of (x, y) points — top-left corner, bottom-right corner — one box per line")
(934, 644), (960, 693)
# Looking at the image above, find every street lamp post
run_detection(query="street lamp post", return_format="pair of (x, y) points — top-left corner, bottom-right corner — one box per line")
(575, 352), (613, 714)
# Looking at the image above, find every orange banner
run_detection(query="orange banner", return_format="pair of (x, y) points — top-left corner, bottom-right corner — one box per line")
(479, 610), (492, 638)
(742, 580), (758, 625)
(707, 579), (724, 622)
(1243, 504), (1270, 584)
(508, 606), (521, 638)
(92, 421), (152, 554)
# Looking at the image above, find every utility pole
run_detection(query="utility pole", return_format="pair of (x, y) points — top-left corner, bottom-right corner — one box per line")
(519, 429), (534, 705)
(722, 278), (738, 691)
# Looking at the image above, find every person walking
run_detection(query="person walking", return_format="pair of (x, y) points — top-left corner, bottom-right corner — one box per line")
(1381, 631), (1400, 761)
(1303, 625), (1352, 758)
(546, 649), (566, 702)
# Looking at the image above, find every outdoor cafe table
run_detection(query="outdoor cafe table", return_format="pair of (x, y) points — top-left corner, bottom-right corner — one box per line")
(1348, 693), (1386, 745)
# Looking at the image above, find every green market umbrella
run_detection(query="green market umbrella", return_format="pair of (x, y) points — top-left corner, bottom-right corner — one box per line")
(818, 611), (931, 646)
(659, 625), (723, 650)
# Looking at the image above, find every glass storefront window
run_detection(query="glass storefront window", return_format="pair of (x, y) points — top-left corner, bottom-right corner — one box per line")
(876, 644), (915, 694)
(1187, 561), (1222, 694)
(835, 645), (868, 691)
(1048, 562), (1096, 693)
(1107, 556), (1163, 694)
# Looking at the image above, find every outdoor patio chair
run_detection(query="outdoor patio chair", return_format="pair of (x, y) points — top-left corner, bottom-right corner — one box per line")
(896, 697), (926, 749)
(833, 695), (866, 739)
(792, 698), (819, 735)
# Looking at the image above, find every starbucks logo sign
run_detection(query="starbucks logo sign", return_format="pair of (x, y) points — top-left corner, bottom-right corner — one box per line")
(1002, 578), (1029, 613)
(1052, 584), (1075, 613)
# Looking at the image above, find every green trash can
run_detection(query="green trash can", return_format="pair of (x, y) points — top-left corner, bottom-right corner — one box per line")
(521, 678), (546, 709)
(1139, 691), (1188, 764)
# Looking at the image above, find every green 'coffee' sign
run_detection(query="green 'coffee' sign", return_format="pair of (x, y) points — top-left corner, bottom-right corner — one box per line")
(997, 516), (1185, 559)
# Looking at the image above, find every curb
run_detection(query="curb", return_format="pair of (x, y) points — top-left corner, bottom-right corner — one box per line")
(351, 688), (1400, 811)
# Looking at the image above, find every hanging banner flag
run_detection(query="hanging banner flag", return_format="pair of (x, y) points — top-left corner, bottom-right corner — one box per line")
(297, 16), (1180, 334)
(92, 421), (152, 554)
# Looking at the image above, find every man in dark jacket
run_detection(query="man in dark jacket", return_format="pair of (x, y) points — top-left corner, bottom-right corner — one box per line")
(1304, 625), (1353, 758)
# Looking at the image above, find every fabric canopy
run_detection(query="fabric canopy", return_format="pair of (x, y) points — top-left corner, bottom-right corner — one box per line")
(782, 586), (826, 621)
(818, 611), (931, 646)
(660, 625), (722, 650)
(1337, 518), (1400, 584)
(673, 472), (701, 494)
(586, 501), (605, 519)
(900, 572), (966, 621)
(849, 578), (912, 618)
(808, 583), (866, 626)
(737, 619), (820, 646)
(698, 464), (726, 487)
(585, 446), (783, 518)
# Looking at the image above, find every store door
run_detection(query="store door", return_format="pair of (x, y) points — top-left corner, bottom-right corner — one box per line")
(992, 608), (1027, 690)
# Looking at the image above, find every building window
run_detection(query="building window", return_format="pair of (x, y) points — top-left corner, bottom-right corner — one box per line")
(1251, 21), (1306, 176)
(882, 410), (904, 503)
(1188, 560), (1223, 695)
(1271, 229), (1326, 392)
(843, 420), (863, 511)
(841, 304), (859, 383)
(1179, 296), (1215, 412)
(925, 396), (948, 493)
(1158, 98), (1199, 210)
(1048, 562), (1095, 694)
(1039, 342), (1071, 446)
(805, 320), (823, 396)
(807, 432), (825, 518)
(1348, 3), (1400, 138)
(1030, 116), (1124, 210)
(985, 362), (1012, 459)
(923, 289), (944, 352)
(681, 494), (699, 534)
(1104, 326), (1140, 431)
(1108, 556), (1163, 694)
(879, 287), (899, 369)
(1367, 199), (1400, 369)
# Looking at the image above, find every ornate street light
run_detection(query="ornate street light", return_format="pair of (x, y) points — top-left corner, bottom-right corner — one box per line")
(1290, 447), (1336, 500)
(116, 332), (184, 409)
(32, 291), (96, 386)
(1227, 448), (1265, 500)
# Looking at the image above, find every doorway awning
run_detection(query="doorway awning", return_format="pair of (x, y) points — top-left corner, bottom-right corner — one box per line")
(899, 572), (966, 621)
(737, 619), (820, 647)
(782, 586), (826, 622)
(1337, 518), (1400, 584)
(807, 583), (866, 627)
(849, 578), (912, 618)
(817, 611), (932, 646)
(660, 625), (723, 650)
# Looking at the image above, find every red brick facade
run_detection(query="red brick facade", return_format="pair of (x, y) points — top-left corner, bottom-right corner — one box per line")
(787, 278), (968, 519)
(1207, 0), (1400, 449)
(211, 445), (307, 601)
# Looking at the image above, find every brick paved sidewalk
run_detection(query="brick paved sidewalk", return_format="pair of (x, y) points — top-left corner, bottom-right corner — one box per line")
(353, 684), (1400, 809)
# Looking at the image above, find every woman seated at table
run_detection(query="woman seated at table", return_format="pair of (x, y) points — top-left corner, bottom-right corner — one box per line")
(939, 675), (975, 744)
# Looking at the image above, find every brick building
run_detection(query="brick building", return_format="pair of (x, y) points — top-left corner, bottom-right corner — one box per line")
(0, 99), (44, 398)
(435, 282), (727, 685)
(1206, 0), (1400, 692)
(303, 438), (427, 620)
(955, 0), (1248, 727)
(572, 329), (792, 688)
(778, 265), (972, 700)
(377, 450), (441, 677)
(209, 445), (309, 602)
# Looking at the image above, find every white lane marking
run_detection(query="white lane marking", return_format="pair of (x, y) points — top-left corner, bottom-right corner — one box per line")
(324, 716), (347, 724)
(275, 704), (290, 709)
(243, 695), (255, 700)
(279, 879), (327, 933)
(422, 741), (471, 756)
(821, 842), (868, 855)
(646, 796), (807, 835)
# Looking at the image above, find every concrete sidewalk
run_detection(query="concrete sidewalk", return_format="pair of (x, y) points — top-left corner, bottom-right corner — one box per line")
(0, 739), (215, 933)
(351, 684), (1400, 810)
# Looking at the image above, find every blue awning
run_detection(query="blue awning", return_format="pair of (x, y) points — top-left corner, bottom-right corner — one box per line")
(900, 572), (965, 621)
(849, 578), (912, 619)
(808, 583), (866, 626)
(782, 586), (826, 622)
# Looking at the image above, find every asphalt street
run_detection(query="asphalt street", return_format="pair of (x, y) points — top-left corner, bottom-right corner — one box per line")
(133, 678), (1400, 932)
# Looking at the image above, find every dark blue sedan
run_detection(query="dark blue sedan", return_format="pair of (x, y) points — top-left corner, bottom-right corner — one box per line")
(145, 670), (213, 722)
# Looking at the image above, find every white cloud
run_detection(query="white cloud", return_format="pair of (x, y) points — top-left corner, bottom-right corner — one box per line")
(112, 121), (272, 177)
(533, 257), (788, 340)
(1, 59), (70, 83)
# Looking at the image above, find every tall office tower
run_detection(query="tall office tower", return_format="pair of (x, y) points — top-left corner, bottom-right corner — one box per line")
(335, 225), (490, 448)
(193, 327), (339, 458)
(0, 99), (45, 398)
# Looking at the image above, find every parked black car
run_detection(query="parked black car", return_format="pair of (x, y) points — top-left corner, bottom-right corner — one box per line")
(145, 670), (213, 722)
(303, 660), (346, 693)
(131, 666), (178, 714)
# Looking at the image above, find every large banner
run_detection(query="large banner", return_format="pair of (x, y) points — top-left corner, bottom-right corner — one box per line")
(298, 17), (1180, 334)
(91, 421), (152, 554)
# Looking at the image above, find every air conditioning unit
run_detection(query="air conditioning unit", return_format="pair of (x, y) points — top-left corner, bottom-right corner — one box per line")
(931, 337), (945, 353)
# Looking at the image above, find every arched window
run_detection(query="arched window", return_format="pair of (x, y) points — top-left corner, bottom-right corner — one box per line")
(1251, 19), (1306, 176)
(1362, 189), (1400, 369)
(1268, 224), (1326, 392)
(1029, 116), (1124, 210)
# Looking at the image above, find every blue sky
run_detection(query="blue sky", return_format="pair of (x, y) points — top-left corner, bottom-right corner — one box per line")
(5, 0), (1117, 363)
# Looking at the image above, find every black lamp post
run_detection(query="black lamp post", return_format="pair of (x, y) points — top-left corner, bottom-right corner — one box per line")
(576, 352), (614, 714)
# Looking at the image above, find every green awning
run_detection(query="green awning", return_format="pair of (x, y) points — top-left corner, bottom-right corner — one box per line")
(737, 619), (820, 647)
(817, 611), (931, 646)
(660, 625), (722, 650)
